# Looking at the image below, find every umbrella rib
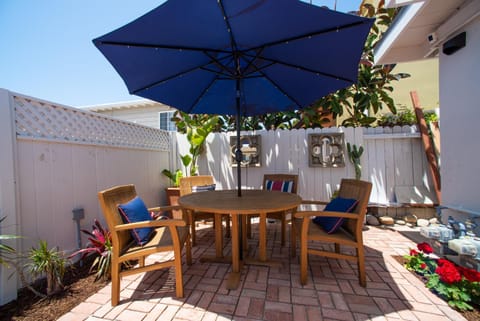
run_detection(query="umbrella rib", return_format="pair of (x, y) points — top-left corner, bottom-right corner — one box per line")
(188, 76), (221, 114)
(217, 0), (240, 54)
(130, 59), (222, 94)
(203, 51), (236, 78)
(242, 51), (354, 83)
(242, 52), (305, 108)
(255, 73), (304, 109)
(96, 40), (231, 54)
(248, 20), (371, 52)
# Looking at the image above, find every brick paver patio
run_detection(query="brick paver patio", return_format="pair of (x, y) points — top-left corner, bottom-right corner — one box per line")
(58, 221), (467, 321)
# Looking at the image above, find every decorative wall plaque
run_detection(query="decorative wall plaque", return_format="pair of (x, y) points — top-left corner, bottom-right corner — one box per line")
(230, 135), (261, 167)
(308, 133), (345, 167)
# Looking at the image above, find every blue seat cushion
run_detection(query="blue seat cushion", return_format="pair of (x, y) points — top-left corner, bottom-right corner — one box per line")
(265, 180), (294, 193)
(118, 196), (153, 245)
(313, 197), (358, 234)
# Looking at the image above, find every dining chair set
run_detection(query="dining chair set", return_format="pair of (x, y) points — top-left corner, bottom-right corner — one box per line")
(97, 175), (372, 306)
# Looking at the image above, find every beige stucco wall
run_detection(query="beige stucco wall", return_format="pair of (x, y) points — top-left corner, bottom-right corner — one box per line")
(390, 59), (439, 110)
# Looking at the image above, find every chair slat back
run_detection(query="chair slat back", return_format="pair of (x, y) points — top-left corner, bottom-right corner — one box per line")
(98, 184), (137, 252)
(263, 174), (298, 194)
(337, 179), (372, 235)
(179, 175), (214, 196)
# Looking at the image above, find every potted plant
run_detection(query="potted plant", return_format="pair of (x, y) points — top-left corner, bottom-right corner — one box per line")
(173, 111), (220, 176)
(162, 168), (183, 211)
(162, 111), (220, 205)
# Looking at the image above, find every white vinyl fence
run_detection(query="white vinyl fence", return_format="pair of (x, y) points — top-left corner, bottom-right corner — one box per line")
(174, 126), (435, 205)
(0, 90), (172, 304)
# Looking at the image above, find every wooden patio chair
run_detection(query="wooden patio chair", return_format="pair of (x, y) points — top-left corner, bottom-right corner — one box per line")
(291, 178), (372, 287)
(247, 173), (298, 246)
(98, 184), (192, 306)
(179, 175), (230, 246)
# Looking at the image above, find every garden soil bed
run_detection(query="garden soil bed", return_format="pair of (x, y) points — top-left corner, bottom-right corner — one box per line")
(0, 256), (108, 321)
(393, 255), (480, 321)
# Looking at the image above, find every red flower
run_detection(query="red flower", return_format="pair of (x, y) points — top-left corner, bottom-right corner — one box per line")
(458, 266), (480, 282)
(436, 261), (462, 284)
(410, 249), (419, 256)
(417, 242), (433, 254)
(437, 258), (452, 267)
(420, 263), (427, 270)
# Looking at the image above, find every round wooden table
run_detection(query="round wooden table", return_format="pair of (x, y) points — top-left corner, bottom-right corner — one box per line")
(179, 189), (302, 289)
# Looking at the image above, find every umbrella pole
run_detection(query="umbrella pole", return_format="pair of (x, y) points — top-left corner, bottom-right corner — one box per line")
(235, 78), (243, 261)
(235, 79), (242, 197)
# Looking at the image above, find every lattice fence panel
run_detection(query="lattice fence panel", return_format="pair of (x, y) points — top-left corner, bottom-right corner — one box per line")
(14, 95), (170, 150)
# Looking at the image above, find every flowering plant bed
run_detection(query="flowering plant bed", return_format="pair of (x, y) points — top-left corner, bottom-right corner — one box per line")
(403, 242), (480, 312)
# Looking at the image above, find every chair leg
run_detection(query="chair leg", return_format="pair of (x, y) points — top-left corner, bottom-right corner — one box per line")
(300, 240), (308, 285)
(172, 248), (184, 298)
(357, 247), (366, 287)
(291, 222), (297, 257)
(191, 221), (197, 246)
(281, 216), (286, 246)
(242, 216), (248, 251)
(246, 217), (252, 239)
(187, 211), (197, 246)
(111, 262), (120, 306)
(186, 235), (192, 265)
(225, 215), (231, 238)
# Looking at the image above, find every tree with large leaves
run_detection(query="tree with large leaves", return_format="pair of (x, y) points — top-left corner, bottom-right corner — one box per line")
(296, 0), (405, 128)
(172, 111), (220, 176)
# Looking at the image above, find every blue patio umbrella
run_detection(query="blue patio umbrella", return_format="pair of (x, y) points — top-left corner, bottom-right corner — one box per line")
(93, 0), (374, 196)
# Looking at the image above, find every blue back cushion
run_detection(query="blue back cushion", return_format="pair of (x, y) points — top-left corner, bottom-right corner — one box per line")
(118, 196), (153, 245)
(313, 197), (358, 234)
(265, 180), (294, 193)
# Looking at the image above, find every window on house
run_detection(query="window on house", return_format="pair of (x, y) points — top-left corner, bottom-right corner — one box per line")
(159, 111), (176, 131)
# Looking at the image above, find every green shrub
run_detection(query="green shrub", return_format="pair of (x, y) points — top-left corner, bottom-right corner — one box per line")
(377, 109), (417, 127)
(26, 240), (67, 295)
(0, 216), (19, 267)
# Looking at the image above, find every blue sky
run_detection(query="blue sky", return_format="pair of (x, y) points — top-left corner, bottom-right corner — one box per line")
(0, 0), (361, 107)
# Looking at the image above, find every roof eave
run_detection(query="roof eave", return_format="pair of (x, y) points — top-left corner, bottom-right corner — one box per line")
(373, 2), (426, 65)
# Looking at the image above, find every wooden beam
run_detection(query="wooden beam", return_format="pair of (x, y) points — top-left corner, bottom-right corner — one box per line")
(410, 91), (441, 204)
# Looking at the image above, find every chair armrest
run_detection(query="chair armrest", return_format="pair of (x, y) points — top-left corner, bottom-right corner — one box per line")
(150, 205), (186, 219)
(301, 200), (329, 205)
(294, 210), (358, 220)
(293, 211), (317, 219)
(314, 211), (359, 219)
(114, 218), (186, 232)
(148, 205), (181, 212)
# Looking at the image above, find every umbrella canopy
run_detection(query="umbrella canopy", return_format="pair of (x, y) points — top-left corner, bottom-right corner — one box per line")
(93, 0), (374, 195)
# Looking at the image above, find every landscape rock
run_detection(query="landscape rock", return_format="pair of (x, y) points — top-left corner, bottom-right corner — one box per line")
(417, 218), (430, 227)
(395, 219), (406, 225)
(379, 216), (395, 225)
(366, 214), (380, 226)
(429, 217), (440, 225)
(404, 214), (418, 224)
